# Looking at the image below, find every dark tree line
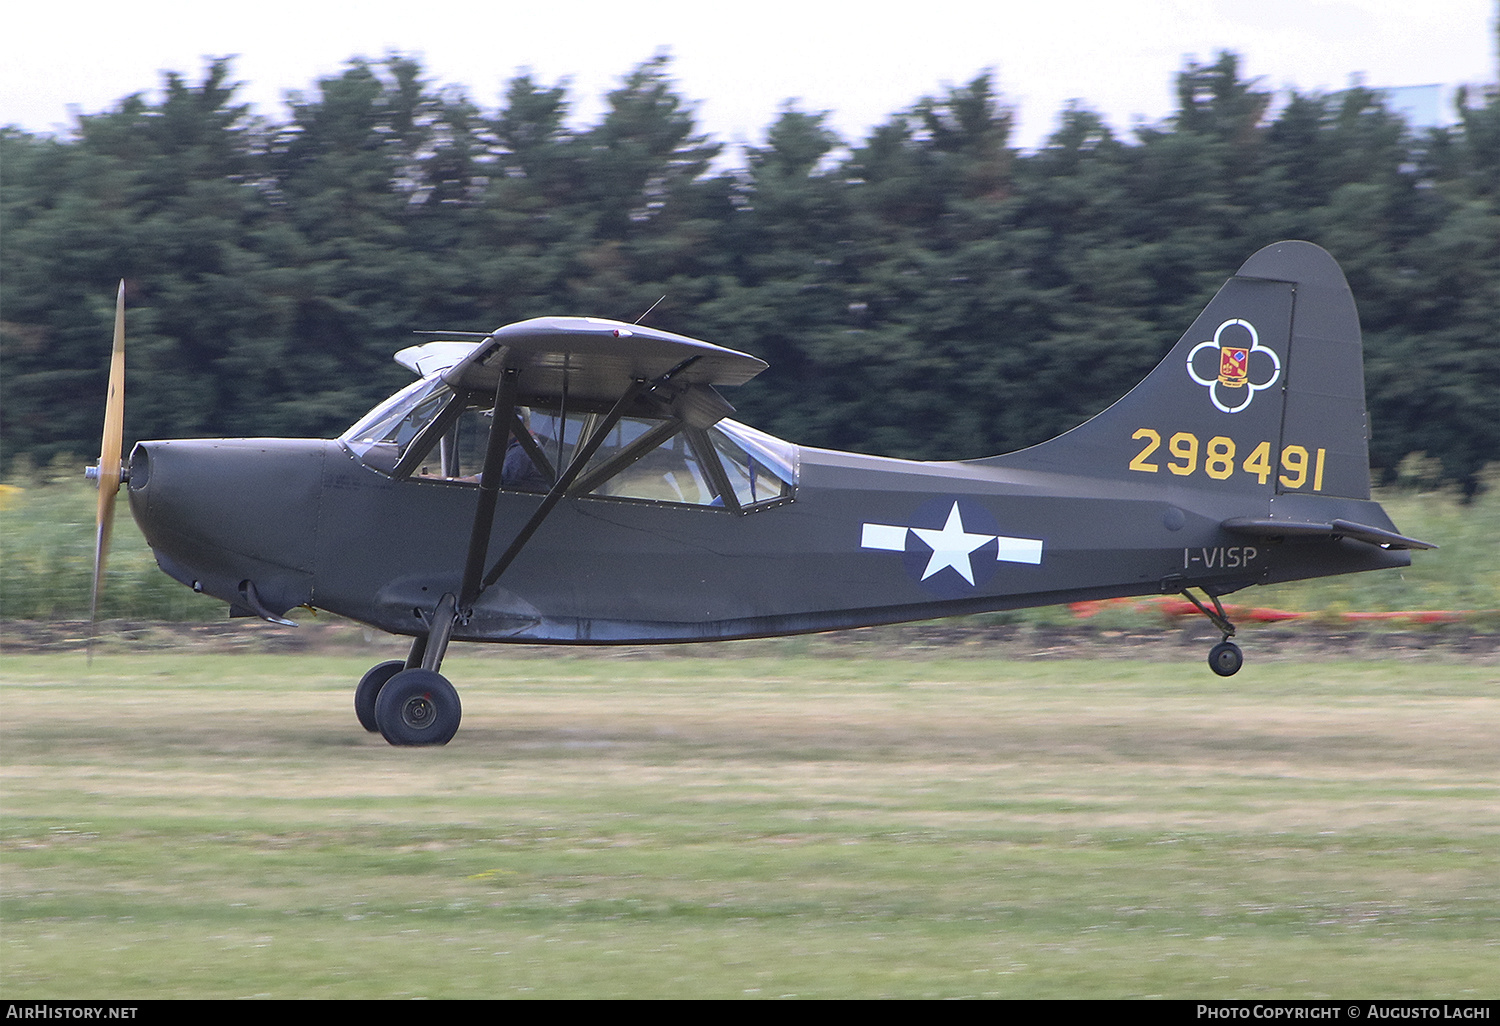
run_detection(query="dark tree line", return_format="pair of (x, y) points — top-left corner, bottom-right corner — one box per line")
(2, 51), (1497, 491)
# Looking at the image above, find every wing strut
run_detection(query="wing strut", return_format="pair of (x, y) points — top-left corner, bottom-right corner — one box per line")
(469, 355), (703, 608)
(413, 354), (703, 675)
(457, 365), (519, 610)
(470, 377), (650, 606)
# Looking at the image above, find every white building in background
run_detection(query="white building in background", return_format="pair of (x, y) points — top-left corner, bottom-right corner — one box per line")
(1377, 83), (1447, 129)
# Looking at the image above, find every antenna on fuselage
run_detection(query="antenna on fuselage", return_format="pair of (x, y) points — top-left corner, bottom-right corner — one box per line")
(634, 296), (666, 325)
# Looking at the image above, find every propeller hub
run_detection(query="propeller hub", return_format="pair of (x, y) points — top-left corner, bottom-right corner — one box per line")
(84, 464), (129, 486)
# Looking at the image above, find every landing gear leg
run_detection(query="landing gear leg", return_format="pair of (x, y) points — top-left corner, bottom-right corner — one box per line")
(404, 633), (427, 670)
(1181, 589), (1244, 676)
(374, 593), (463, 746)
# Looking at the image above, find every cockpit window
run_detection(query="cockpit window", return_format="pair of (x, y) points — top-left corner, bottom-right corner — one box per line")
(341, 377), (455, 475)
(341, 377), (796, 510)
(709, 421), (796, 507)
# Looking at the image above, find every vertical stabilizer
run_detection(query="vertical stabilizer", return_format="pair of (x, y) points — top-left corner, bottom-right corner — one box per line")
(987, 241), (1371, 501)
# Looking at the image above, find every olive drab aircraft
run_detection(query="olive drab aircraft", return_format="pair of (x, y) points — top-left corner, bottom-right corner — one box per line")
(87, 241), (1433, 745)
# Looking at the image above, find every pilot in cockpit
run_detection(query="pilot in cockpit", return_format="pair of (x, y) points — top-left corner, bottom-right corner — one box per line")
(502, 407), (551, 493)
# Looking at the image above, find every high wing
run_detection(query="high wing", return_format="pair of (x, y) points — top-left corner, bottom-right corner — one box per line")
(404, 316), (767, 401)
(395, 340), (482, 377)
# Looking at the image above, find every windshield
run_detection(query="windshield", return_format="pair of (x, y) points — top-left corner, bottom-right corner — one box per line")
(341, 376), (455, 474)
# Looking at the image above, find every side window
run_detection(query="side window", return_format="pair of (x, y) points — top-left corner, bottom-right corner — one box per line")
(705, 426), (792, 504)
(708, 424), (794, 507)
(588, 424), (718, 505)
(569, 416), (794, 510)
(414, 405), (506, 482)
(526, 408), (590, 479)
(345, 382), (797, 511)
(496, 410), (796, 510)
(545, 415), (719, 506)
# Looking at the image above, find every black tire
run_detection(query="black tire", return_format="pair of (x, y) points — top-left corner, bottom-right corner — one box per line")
(374, 668), (462, 746)
(355, 660), (406, 732)
(1208, 641), (1244, 677)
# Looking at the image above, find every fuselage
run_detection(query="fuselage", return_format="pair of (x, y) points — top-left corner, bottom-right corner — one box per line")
(126, 432), (1410, 644)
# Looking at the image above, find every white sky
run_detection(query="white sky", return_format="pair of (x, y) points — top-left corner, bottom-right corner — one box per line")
(2, 0), (1495, 153)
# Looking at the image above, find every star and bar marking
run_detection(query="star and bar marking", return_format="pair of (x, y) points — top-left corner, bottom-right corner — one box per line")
(861, 500), (1043, 588)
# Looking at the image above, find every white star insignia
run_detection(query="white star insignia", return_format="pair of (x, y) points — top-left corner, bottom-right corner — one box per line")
(860, 500), (1043, 588)
(910, 502), (996, 584)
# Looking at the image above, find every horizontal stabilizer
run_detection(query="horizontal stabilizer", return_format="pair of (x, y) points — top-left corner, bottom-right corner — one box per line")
(1222, 517), (1436, 550)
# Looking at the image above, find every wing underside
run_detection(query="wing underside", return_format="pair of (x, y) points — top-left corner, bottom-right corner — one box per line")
(402, 316), (767, 403)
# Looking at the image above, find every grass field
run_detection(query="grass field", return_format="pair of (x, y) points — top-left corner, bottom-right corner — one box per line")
(1, 647), (1496, 998)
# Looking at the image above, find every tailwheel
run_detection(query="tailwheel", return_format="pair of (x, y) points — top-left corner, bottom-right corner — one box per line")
(1208, 640), (1244, 677)
(1181, 589), (1244, 676)
(355, 660), (406, 733)
(374, 668), (462, 746)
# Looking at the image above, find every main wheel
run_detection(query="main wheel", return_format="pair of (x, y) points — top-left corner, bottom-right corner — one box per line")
(1208, 640), (1244, 677)
(355, 660), (406, 732)
(374, 668), (462, 746)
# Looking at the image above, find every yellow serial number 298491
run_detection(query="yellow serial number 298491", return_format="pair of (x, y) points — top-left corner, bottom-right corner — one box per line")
(1129, 428), (1327, 490)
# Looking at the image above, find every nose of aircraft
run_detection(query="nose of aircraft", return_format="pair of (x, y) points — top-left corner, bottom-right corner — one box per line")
(127, 438), (331, 618)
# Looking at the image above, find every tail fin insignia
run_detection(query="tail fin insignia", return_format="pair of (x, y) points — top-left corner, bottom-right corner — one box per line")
(1186, 318), (1282, 413)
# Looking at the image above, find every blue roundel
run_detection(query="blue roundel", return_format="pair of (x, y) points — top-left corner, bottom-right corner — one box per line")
(900, 497), (1003, 598)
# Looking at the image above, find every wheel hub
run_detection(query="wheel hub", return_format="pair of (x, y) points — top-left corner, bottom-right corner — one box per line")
(401, 694), (435, 729)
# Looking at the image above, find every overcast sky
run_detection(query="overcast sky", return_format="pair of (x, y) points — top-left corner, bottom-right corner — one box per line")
(3, 0), (1495, 153)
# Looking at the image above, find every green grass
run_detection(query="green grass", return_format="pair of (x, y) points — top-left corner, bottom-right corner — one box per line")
(1253, 480), (1500, 615)
(2, 651), (1496, 998)
(0, 469), (222, 621)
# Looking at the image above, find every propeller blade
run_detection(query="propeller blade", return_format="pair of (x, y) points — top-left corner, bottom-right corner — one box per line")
(89, 281), (127, 658)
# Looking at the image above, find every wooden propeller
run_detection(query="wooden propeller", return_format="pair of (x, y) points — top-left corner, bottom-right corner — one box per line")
(88, 281), (126, 657)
